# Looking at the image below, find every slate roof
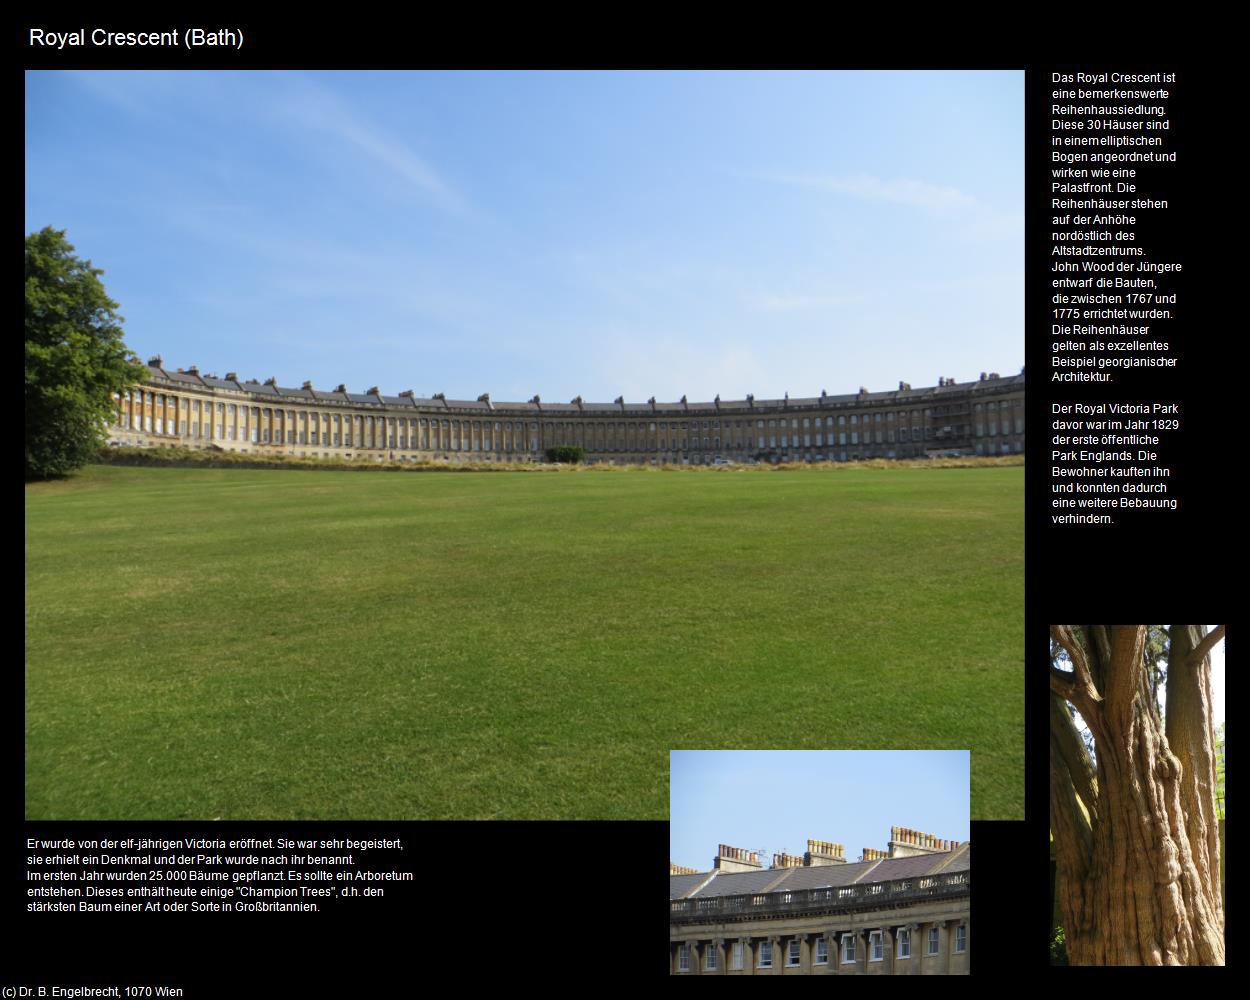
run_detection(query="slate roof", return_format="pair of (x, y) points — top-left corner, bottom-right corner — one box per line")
(142, 363), (1022, 414)
(686, 868), (791, 898)
(669, 872), (715, 900)
(670, 846), (969, 900)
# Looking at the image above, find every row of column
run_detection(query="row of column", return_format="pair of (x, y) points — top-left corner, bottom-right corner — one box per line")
(115, 389), (1023, 460)
(115, 392), (539, 454)
(670, 918), (967, 975)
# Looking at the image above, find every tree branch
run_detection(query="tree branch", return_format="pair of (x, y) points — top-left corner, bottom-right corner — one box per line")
(1050, 724), (1094, 882)
(1050, 693), (1099, 824)
(1101, 625), (1147, 728)
(1188, 625), (1225, 668)
(1050, 663), (1077, 701)
(1051, 624), (1105, 725)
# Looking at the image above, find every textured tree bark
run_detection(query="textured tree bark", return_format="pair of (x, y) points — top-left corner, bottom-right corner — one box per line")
(1050, 625), (1225, 965)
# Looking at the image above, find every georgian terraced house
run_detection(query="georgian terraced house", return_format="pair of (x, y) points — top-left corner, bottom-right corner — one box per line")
(670, 827), (969, 975)
(110, 358), (1024, 465)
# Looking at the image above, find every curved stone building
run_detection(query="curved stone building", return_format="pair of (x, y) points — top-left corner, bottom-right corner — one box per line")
(670, 829), (970, 976)
(109, 357), (1024, 464)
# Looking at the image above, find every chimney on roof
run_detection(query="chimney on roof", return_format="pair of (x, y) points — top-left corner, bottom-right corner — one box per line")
(399, 390), (415, 399)
(479, 393), (493, 409)
(264, 376), (277, 386)
(648, 396), (657, 412)
(187, 365), (200, 376)
(615, 395), (625, 410)
(713, 844), (763, 874)
(367, 387), (380, 396)
(433, 392), (446, 401)
(336, 384), (348, 394)
(861, 847), (888, 862)
(772, 852), (804, 869)
(175, 368), (185, 374)
(147, 354), (163, 368)
(989, 372), (1000, 379)
(899, 381), (911, 391)
(226, 372), (238, 382)
(858, 386), (868, 396)
(302, 381), (314, 391)
(670, 862), (699, 876)
(887, 825), (954, 858)
(805, 840), (846, 866)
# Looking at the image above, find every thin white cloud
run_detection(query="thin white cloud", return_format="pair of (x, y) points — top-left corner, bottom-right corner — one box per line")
(771, 172), (977, 215)
(272, 74), (469, 216)
(69, 71), (470, 217)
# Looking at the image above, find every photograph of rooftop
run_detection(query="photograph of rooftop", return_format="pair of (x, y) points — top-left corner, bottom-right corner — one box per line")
(670, 751), (970, 974)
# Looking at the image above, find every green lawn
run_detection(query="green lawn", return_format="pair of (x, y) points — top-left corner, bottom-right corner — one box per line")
(25, 464), (1023, 819)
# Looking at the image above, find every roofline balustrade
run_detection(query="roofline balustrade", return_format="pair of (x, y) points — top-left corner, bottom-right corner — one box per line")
(670, 871), (969, 923)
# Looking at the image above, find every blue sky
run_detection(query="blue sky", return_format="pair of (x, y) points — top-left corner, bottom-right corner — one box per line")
(26, 71), (1022, 403)
(670, 750), (969, 872)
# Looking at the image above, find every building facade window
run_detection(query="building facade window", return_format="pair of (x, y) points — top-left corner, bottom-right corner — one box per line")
(815, 938), (828, 965)
(787, 939), (800, 966)
(731, 942), (743, 970)
(870, 932), (883, 962)
(758, 940), (772, 968)
(956, 926), (966, 953)
(706, 945), (717, 971)
(678, 944), (690, 972)
(842, 935), (856, 964)
(897, 928), (910, 959)
(928, 927), (939, 955)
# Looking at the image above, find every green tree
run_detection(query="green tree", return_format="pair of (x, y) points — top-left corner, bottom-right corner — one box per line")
(1051, 625), (1225, 965)
(25, 228), (146, 478)
(545, 445), (585, 464)
(1215, 721), (1225, 819)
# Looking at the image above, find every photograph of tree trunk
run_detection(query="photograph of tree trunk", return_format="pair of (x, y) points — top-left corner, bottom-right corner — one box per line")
(1050, 625), (1225, 966)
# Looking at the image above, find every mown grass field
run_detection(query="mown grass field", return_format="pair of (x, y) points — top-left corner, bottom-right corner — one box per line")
(25, 464), (1023, 820)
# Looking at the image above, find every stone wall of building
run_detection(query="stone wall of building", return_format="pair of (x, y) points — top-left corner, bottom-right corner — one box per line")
(669, 894), (970, 976)
(108, 360), (1025, 466)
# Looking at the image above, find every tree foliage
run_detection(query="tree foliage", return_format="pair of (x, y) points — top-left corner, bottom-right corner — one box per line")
(1050, 625), (1225, 965)
(545, 445), (585, 464)
(25, 227), (146, 478)
(1215, 721), (1225, 820)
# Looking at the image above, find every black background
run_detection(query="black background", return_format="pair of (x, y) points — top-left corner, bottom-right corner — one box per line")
(21, 24), (1223, 988)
